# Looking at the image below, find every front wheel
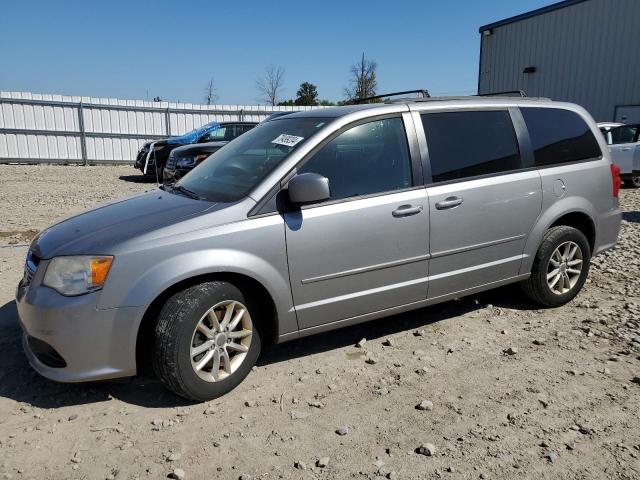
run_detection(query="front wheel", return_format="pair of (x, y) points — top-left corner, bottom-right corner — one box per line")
(152, 281), (261, 401)
(521, 226), (591, 308)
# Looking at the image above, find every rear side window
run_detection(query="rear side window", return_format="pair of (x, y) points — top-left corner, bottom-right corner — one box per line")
(421, 110), (521, 183)
(521, 108), (601, 166)
(609, 125), (638, 145)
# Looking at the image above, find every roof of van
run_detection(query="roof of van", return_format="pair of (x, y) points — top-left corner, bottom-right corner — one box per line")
(284, 96), (554, 119)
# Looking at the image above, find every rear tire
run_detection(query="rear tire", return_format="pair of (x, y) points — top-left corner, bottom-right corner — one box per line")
(624, 175), (640, 188)
(521, 226), (591, 308)
(152, 281), (261, 401)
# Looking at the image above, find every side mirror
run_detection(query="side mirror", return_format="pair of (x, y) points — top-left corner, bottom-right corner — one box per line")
(287, 173), (330, 205)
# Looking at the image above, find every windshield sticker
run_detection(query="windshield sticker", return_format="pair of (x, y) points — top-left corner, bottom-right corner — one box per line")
(272, 134), (304, 147)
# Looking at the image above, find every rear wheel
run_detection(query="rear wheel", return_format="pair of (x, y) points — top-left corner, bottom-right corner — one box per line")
(521, 226), (591, 307)
(624, 175), (640, 188)
(152, 281), (261, 401)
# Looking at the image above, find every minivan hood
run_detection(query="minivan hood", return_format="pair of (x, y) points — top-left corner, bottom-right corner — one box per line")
(32, 190), (219, 259)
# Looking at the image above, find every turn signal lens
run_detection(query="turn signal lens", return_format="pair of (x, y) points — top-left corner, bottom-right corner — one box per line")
(90, 257), (113, 286)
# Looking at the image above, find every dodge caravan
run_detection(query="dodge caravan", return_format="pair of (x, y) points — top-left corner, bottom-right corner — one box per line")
(17, 95), (622, 400)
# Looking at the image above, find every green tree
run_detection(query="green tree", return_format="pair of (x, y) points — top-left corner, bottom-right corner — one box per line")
(277, 99), (296, 106)
(294, 82), (319, 106)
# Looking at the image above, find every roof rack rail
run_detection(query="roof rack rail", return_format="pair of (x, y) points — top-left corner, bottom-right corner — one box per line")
(477, 90), (527, 97)
(350, 89), (431, 105)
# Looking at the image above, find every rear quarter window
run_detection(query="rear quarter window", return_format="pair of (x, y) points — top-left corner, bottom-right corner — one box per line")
(421, 110), (521, 183)
(521, 107), (602, 166)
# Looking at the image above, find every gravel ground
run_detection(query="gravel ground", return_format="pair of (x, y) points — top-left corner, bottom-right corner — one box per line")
(0, 165), (639, 480)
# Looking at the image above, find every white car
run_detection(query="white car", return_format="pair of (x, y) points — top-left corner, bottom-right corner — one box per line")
(599, 122), (640, 187)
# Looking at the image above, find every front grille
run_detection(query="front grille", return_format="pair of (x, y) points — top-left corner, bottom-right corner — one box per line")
(22, 251), (40, 286)
(23, 268), (34, 285)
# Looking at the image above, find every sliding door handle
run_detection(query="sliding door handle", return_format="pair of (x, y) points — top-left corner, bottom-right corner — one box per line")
(392, 204), (423, 217)
(435, 196), (464, 210)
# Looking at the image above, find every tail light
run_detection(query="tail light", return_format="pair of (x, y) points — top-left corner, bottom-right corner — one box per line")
(610, 164), (622, 198)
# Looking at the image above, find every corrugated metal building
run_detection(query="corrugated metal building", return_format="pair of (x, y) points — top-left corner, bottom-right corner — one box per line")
(478, 0), (640, 122)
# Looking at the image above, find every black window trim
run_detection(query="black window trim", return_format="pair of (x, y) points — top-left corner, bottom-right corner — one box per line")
(248, 112), (424, 217)
(416, 106), (532, 187)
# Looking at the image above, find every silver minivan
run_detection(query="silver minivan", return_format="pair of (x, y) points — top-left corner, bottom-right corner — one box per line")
(17, 96), (622, 401)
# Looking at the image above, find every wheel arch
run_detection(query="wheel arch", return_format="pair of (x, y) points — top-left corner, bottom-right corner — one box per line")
(549, 211), (596, 253)
(135, 271), (280, 377)
(521, 198), (597, 274)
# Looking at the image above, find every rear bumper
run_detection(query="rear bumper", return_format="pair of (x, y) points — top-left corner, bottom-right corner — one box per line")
(16, 281), (144, 383)
(594, 208), (622, 255)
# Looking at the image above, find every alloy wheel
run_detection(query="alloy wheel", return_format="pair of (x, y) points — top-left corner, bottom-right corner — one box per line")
(190, 300), (253, 382)
(546, 241), (583, 295)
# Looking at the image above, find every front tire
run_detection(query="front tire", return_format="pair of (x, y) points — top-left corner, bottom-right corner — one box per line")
(152, 281), (261, 401)
(521, 226), (591, 308)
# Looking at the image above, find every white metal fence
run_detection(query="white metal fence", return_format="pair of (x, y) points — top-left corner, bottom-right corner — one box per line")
(0, 91), (320, 164)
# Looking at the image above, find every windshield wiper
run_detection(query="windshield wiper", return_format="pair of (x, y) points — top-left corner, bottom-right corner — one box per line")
(172, 185), (202, 200)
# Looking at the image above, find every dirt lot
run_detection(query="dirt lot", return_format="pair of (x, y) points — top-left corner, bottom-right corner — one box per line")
(0, 165), (639, 480)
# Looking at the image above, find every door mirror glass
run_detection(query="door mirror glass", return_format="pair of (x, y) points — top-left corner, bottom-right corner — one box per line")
(287, 173), (330, 205)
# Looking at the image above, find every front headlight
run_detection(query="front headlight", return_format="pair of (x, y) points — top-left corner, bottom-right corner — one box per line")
(43, 256), (114, 296)
(177, 156), (197, 168)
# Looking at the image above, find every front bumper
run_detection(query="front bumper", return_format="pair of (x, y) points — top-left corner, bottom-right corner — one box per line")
(16, 279), (145, 383)
(135, 152), (154, 172)
(162, 165), (192, 184)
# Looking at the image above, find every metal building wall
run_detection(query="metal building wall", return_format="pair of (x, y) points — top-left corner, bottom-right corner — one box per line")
(478, 0), (640, 122)
(0, 91), (321, 164)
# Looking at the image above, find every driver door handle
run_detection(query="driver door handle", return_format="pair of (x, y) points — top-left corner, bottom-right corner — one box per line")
(435, 196), (464, 210)
(392, 204), (423, 217)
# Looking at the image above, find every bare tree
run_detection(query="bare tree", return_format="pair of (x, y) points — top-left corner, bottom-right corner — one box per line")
(204, 77), (218, 105)
(255, 65), (285, 106)
(344, 53), (378, 102)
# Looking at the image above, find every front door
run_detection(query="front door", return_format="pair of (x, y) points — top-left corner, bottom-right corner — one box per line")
(284, 116), (430, 330)
(608, 124), (639, 174)
(418, 109), (542, 299)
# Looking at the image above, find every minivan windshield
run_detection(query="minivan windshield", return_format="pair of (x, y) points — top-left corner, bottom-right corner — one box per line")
(174, 117), (328, 202)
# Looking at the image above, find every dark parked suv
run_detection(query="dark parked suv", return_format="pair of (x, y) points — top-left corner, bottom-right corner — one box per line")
(134, 121), (257, 179)
(162, 115), (292, 183)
